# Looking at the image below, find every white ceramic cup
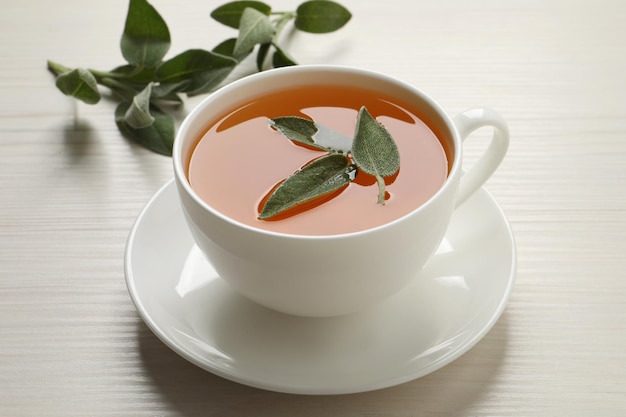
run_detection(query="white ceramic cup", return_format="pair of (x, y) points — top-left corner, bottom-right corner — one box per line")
(173, 65), (509, 317)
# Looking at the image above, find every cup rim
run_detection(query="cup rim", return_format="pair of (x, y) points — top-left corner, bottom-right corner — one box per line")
(173, 64), (462, 240)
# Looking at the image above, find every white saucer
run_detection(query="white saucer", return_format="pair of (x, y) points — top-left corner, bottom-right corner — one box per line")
(125, 179), (516, 395)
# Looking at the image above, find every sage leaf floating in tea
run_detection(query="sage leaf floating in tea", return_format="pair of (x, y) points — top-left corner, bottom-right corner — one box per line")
(270, 116), (352, 153)
(259, 154), (353, 220)
(270, 116), (324, 151)
(351, 106), (400, 204)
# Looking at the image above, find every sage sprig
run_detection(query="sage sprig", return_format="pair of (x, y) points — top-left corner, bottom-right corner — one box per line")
(260, 106), (400, 220)
(47, 0), (351, 156)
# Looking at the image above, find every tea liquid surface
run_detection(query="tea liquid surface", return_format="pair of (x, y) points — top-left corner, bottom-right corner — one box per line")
(188, 85), (448, 235)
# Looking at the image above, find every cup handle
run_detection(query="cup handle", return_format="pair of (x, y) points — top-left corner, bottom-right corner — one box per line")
(452, 107), (510, 207)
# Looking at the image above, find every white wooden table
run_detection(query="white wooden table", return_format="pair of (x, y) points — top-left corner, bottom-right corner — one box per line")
(2, 0), (625, 415)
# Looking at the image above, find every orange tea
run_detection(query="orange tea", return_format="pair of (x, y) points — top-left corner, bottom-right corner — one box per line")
(187, 84), (449, 235)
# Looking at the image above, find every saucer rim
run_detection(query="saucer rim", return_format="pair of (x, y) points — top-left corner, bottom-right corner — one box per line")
(125, 178), (516, 395)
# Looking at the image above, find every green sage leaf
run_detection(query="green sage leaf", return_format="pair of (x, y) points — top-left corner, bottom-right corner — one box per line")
(234, 7), (276, 56)
(47, 60), (71, 77)
(270, 116), (353, 153)
(352, 106), (400, 177)
(259, 154), (352, 219)
(124, 83), (155, 129)
(156, 49), (237, 96)
(115, 101), (175, 156)
(120, 0), (171, 68)
(212, 38), (252, 62)
(212, 38), (236, 57)
(351, 106), (400, 204)
(272, 44), (297, 67)
(270, 116), (327, 151)
(54, 68), (101, 105)
(295, 0), (352, 34)
(151, 81), (190, 102)
(211, 1), (271, 29)
(110, 64), (157, 84)
(256, 42), (271, 70)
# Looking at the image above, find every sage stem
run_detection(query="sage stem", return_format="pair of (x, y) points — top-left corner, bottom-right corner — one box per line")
(272, 12), (296, 42)
(376, 175), (386, 205)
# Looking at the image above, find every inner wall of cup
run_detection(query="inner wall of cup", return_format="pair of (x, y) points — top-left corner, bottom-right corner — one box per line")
(178, 67), (457, 181)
